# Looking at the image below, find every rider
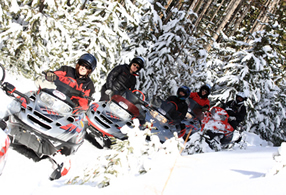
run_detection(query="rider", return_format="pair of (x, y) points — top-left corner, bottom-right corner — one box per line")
(99, 56), (145, 101)
(189, 84), (211, 112)
(221, 92), (247, 130)
(166, 86), (191, 137)
(46, 53), (97, 110)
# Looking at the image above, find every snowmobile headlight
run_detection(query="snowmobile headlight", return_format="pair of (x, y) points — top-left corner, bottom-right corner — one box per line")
(150, 110), (168, 123)
(39, 92), (72, 114)
(109, 102), (131, 120)
(185, 112), (193, 120)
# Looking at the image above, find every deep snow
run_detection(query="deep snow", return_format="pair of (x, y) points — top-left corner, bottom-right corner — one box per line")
(0, 71), (285, 195)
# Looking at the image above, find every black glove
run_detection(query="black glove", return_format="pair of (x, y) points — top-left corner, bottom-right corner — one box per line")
(0, 119), (7, 130)
(201, 105), (209, 112)
(2, 82), (15, 96)
(45, 71), (57, 82)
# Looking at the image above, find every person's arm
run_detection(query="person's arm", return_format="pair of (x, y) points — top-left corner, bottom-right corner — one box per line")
(235, 105), (246, 123)
(106, 65), (122, 90)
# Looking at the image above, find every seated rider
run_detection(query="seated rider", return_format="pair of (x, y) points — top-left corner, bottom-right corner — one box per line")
(46, 53), (97, 110)
(221, 92), (247, 130)
(189, 84), (211, 112)
(166, 86), (191, 137)
(99, 57), (145, 101)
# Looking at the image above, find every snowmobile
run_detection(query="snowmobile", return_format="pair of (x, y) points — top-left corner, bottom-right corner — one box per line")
(0, 66), (89, 180)
(0, 127), (10, 176)
(0, 64), (10, 176)
(183, 105), (235, 154)
(85, 89), (148, 148)
(144, 98), (186, 143)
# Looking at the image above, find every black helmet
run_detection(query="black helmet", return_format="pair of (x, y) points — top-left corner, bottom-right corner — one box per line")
(129, 56), (145, 72)
(78, 53), (97, 73)
(198, 84), (211, 99)
(235, 92), (247, 105)
(177, 86), (191, 100)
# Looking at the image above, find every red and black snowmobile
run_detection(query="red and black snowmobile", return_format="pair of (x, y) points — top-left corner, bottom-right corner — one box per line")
(0, 66), (90, 180)
(183, 105), (235, 154)
(85, 89), (148, 148)
(0, 64), (10, 176)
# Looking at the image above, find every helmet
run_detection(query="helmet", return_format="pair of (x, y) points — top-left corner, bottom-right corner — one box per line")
(236, 92), (247, 104)
(129, 56), (145, 72)
(198, 84), (211, 99)
(177, 86), (191, 100)
(78, 53), (97, 72)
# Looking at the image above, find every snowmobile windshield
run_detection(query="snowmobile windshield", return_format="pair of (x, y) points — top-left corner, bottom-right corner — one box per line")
(115, 90), (144, 106)
(157, 100), (181, 123)
(34, 75), (77, 108)
(35, 76), (83, 99)
(187, 98), (204, 120)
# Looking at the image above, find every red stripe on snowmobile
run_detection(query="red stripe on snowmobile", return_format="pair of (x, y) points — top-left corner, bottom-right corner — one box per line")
(0, 136), (10, 157)
(90, 103), (99, 111)
(61, 159), (71, 177)
(111, 95), (139, 117)
(169, 101), (178, 111)
(60, 124), (82, 133)
(85, 115), (114, 137)
(16, 96), (27, 108)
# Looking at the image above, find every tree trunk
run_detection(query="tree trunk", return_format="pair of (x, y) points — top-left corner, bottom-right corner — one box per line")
(224, 0), (245, 36)
(206, 0), (243, 51)
(39, 0), (45, 13)
(228, 1), (252, 37)
(194, 0), (212, 29)
(163, 0), (183, 24)
(249, 0), (272, 34)
(205, 0), (225, 30)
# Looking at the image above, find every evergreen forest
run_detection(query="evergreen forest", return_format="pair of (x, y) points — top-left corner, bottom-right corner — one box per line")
(0, 0), (285, 145)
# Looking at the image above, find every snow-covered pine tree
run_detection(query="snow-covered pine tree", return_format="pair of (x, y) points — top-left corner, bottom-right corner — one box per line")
(209, 13), (286, 145)
(128, 1), (207, 100)
(0, 0), (135, 93)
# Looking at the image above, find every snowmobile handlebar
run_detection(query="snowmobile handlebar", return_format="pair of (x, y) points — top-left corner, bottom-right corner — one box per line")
(41, 71), (94, 101)
(117, 81), (149, 107)
(1, 82), (30, 104)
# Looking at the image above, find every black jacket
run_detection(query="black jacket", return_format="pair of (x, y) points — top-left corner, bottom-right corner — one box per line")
(100, 64), (138, 101)
(222, 100), (246, 129)
(166, 96), (188, 121)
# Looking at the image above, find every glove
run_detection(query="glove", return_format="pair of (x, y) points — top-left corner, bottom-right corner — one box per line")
(46, 71), (57, 82)
(202, 105), (209, 112)
(2, 82), (15, 95)
(0, 119), (7, 130)
(229, 116), (236, 121)
(105, 89), (112, 95)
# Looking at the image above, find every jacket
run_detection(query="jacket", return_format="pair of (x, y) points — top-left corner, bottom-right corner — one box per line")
(54, 66), (95, 110)
(166, 96), (188, 121)
(105, 64), (137, 91)
(189, 92), (210, 109)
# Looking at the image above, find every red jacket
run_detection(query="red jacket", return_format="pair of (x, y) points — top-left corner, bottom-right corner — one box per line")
(189, 92), (210, 109)
(54, 66), (95, 110)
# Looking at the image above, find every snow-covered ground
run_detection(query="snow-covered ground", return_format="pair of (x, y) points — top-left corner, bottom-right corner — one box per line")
(0, 72), (286, 195)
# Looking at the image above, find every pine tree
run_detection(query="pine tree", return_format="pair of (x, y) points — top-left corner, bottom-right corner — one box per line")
(209, 13), (286, 145)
